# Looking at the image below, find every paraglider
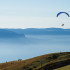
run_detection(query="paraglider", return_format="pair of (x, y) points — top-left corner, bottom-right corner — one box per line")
(56, 12), (70, 26)
(56, 12), (70, 17)
(61, 24), (64, 26)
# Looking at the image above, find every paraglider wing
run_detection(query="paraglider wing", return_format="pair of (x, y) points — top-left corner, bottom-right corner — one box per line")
(56, 12), (70, 17)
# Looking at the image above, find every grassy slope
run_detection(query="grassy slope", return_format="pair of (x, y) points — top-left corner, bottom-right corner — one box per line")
(0, 52), (70, 70)
(55, 65), (70, 70)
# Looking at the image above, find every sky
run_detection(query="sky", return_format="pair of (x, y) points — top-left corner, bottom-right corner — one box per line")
(0, 0), (70, 29)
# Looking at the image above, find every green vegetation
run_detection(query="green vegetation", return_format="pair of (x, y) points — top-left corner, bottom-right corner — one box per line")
(0, 52), (70, 70)
(55, 65), (70, 70)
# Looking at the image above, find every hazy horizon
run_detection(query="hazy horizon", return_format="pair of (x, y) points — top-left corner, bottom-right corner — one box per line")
(0, 28), (69, 62)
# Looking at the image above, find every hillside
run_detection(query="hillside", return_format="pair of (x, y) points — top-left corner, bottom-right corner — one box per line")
(0, 29), (25, 38)
(0, 52), (70, 70)
(55, 65), (70, 70)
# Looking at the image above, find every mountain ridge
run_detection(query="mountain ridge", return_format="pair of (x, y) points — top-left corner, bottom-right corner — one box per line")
(7, 28), (70, 35)
(0, 29), (25, 38)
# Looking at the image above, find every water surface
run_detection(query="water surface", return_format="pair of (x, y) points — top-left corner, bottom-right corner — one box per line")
(0, 35), (70, 63)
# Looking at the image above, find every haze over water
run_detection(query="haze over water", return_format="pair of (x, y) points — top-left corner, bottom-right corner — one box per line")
(0, 35), (70, 63)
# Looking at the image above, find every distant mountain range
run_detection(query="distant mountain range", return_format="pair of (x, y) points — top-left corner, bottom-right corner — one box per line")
(8, 28), (70, 35)
(0, 29), (25, 38)
(0, 28), (70, 38)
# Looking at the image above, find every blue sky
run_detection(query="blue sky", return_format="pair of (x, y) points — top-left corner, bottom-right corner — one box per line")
(0, 0), (70, 28)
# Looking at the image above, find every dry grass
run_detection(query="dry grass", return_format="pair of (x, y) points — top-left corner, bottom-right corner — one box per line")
(0, 52), (69, 70)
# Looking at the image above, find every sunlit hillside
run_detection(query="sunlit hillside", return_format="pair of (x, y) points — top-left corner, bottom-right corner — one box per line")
(0, 52), (70, 70)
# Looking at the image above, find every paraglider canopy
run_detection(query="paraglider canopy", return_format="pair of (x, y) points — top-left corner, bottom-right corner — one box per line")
(56, 12), (70, 17)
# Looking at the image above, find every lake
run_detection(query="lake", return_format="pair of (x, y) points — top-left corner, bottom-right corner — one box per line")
(0, 35), (70, 63)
